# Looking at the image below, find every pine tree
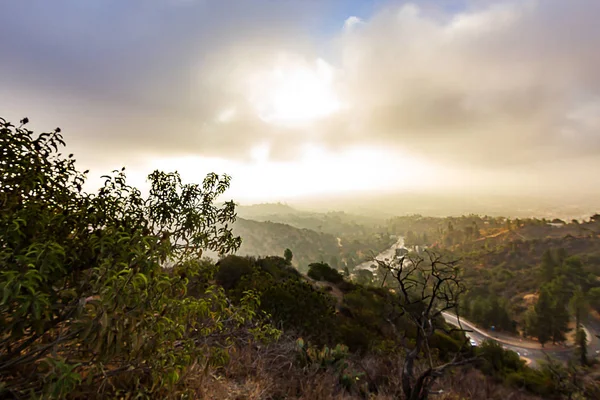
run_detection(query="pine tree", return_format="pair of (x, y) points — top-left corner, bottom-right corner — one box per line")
(533, 287), (553, 346)
(540, 249), (556, 282)
(570, 286), (588, 330)
(284, 248), (293, 263)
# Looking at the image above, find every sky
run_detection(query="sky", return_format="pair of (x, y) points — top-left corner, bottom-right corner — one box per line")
(2, 0), (600, 210)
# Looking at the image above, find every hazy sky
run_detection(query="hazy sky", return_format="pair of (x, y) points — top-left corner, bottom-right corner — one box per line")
(2, 0), (600, 204)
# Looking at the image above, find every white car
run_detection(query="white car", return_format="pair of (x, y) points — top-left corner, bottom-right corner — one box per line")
(469, 339), (477, 347)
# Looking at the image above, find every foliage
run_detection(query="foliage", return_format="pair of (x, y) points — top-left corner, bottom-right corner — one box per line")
(0, 117), (275, 398)
(295, 338), (365, 392)
(525, 282), (570, 345)
(476, 340), (524, 377)
(232, 211), (395, 272)
(296, 338), (349, 370)
(260, 279), (337, 340)
(307, 262), (344, 284)
(214, 255), (337, 342)
(589, 287), (600, 312)
(284, 248), (293, 263)
(215, 254), (254, 290)
(462, 293), (515, 332)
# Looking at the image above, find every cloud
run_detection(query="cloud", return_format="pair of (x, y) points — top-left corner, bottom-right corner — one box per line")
(328, 1), (600, 166)
(2, 0), (600, 198)
(0, 0), (326, 160)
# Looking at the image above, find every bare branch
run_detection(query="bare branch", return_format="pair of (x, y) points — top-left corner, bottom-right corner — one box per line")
(376, 250), (474, 400)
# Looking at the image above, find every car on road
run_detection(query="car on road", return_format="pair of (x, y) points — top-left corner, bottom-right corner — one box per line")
(469, 339), (477, 347)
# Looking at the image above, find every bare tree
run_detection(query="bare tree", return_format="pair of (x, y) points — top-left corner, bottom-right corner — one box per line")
(374, 251), (476, 400)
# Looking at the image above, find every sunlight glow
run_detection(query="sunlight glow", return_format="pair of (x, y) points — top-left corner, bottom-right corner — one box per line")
(143, 145), (448, 203)
(247, 55), (342, 126)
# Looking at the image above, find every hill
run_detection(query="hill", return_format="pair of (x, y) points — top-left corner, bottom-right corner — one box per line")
(236, 203), (385, 235)
(386, 214), (600, 338)
(231, 217), (394, 273)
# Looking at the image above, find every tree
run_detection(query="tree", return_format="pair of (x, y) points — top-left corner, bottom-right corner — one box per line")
(375, 252), (475, 400)
(569, 287), (588, 366)
(0, 117), (273, 397)
(532, 287), (553, 346)
(284, 248), (293, 263)
(576, 328), (587, 366)
(540, 249), (557, 282)
(588, 287), (600, 312)
(556, 248), (568, 266)
(569, 286), (588, 332)
(307, 262), (343, 284)
(544, 278), (571, 343)
(564, 257), (587, 289)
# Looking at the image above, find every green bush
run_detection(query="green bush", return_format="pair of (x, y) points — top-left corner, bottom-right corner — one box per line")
(307, 262), (344, 284)
(0, 117), (276, 398)
(504, 368), (553, 397)
(476, 340), (524, 376)
(215, 255), (255, 290)
(260, 279), (337, 341)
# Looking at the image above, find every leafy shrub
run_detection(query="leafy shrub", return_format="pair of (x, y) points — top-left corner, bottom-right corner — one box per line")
(307, 262), (344, 283)
(296, 338), (365, 392)
(260, 279), (337, 341)
(476, 340), (525, 376)
(256, 255), (300, 280)
(215, 255), (255, 290)
(0, 117), (276, 398)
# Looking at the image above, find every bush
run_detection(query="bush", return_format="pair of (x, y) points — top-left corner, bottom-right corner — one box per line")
(476, 340), (525, 376)
(260, 279), (337, 342)
(215, 255), (255, 290)
(307, 262), (344, 283)
(0, 117), (276, 398)
(256, 255), (300, 280)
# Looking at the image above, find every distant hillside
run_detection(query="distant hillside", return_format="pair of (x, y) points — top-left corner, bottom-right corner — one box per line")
(232, 218), (339, 271)
(388, 214), (600, 332)
(236, 203), (385, 236)
(235, 202), (301, 218)
(229, 215), (395, 273)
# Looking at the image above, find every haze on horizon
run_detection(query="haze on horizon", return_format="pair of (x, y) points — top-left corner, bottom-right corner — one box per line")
(2, 0), (600, 214)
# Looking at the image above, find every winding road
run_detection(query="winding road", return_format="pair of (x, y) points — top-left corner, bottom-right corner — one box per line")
(355, 238), (600, 368)
(443, 312), (600, 367)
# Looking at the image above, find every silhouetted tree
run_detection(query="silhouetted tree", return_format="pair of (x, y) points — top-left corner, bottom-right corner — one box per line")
(375, 252), (475, 400)
(284, 248), (293, 263)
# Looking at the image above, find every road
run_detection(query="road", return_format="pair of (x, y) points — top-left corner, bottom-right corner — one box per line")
(358, 240), (600, 367)
(354, 237), (406, 271)
(443, 312), (600, 367)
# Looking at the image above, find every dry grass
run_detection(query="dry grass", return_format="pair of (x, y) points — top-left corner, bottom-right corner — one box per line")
(183, 336), (543, 400)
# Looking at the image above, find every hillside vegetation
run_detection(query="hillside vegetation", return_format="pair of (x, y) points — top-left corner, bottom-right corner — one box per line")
(2, 117), (599, 399)
(387, 214), (600, 341)
(231, 215), (394, 273)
